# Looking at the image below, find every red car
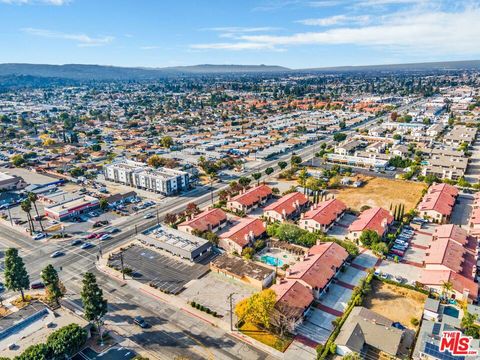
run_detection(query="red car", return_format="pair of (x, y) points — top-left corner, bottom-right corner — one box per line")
(94, 232), (106, 238)
(85, 233), (97, 239)
(390, 249), (405, 257)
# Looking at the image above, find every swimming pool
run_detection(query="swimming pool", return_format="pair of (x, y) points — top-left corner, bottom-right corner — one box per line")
(443, 306), (460, 318)
(260, 255), (284, 267)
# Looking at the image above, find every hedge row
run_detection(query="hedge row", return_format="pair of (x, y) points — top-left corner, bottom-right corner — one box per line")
(190, 301), (219, 317)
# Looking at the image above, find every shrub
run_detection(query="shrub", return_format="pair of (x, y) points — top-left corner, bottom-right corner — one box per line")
(410, 317), (420, 326)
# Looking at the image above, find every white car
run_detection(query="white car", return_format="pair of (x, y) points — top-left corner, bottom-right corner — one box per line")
(143, 213), (154, 219)
(99, 234), (111, 241)
(32, 233), (46, 240)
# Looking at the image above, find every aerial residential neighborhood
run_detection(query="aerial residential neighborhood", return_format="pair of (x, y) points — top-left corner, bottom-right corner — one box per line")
(0, 1), (479, 360)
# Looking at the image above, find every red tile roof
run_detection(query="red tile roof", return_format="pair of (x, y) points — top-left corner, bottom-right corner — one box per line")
(417, 183), (458, 216)
(348, 207), (393, 236)
(271, 279), (314, 320)
(178, 208), (227, 233)
(264, 192), (308, 216)
(434, 224), (468, 245)
(229, 185), (272, 207)
(302, 199), (346, 226)
(219, 217), (266, 247)
(420, 269), (479, 301)
(286, 242), (348, 290)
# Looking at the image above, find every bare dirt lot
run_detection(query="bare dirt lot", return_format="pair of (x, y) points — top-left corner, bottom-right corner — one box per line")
(332, 176), (426, 212)
(364, 279), (427, 330)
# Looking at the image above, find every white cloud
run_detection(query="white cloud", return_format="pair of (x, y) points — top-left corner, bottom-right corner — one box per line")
(1, 0), (70, 5)
(22, 28), (114, 47)
(230, 6), (480, 56)
(190, 42), (276, 51)
(307, 1), (343, 7)
(357, 0), (426, 6)
(297, 14), (370, 26)
(205, 26), (279, 33)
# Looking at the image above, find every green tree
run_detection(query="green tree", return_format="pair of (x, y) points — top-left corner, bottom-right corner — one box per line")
(41, 264), (65, 306)
(441, 280), (453, 299)
(251, 172), (262, 185)
(99, 198), (109, 211)
(4, 248), (30, 301)
(265, 167), (274, 176)
(342, 352), (361, 359)
(290, 155), (302, 168)
(46, 323), (88, 358)
(333, 132), (347, 142)
(297, 168), (309, 190)
(359, 229), (381, 247)
(81, 272), (108, 343)
(278, 161), (288, 170)
(238, 176), (251, 189)
(16, 343), (52, 360)
(371, 242), (389, 256)
(11, 154), (25, 167)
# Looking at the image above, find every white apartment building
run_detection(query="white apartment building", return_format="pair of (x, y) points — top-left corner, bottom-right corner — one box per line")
(103, 159), (190, 196)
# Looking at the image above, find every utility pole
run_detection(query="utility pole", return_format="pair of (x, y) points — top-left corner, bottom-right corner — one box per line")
(210, 178), (214, 206)
(120, 252), (125, 280)
(228, 292), (236, 331)
(6, 207), (13, 227)
(135, 224), (138, 235)
(156, 206), (160, 225)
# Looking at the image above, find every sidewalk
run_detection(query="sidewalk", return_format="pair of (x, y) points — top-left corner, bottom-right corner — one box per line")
(97, 250), (285, 359)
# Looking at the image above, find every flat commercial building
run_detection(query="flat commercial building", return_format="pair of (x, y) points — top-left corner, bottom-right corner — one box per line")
(104, 159), (190, 196)
(44, 195), (99, 220)
(138, 225), (212, 262)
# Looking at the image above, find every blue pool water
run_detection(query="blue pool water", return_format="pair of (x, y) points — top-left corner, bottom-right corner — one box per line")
(261, 255), (284, 267)
(443, 306), (459, 318)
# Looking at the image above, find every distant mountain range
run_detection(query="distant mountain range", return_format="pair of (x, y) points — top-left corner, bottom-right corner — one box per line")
(0, 60), (479, 81)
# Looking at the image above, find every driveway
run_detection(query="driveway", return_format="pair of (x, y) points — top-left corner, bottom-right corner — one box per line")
(451, 194), (473, 227)
(336, 266), (367, 286)
(318, 284), (352, 313)
(352, 250), (378, 269)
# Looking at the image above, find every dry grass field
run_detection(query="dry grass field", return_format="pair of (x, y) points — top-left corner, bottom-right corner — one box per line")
(364, 279), (427, 329)
(332, 176), (426, 212)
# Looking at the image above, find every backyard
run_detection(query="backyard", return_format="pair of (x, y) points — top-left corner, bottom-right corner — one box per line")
(332, 176), (426, 212)
(363, 279), (427, 330)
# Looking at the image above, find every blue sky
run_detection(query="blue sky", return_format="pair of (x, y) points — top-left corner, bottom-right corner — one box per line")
(0, 0), (479, 68)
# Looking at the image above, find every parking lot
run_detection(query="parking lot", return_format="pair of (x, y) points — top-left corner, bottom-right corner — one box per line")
(107, 245), (210, 294)
(377, 224), (436, 284)
(179, 272), (256, 318)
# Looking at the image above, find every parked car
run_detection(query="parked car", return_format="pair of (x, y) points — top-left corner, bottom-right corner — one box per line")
(31, 281), (45, 289)
(391, 249), (405, 257)
(50, 251), (64, 258)
(0, 282), (4, 292)
(133, 316), (150, 329)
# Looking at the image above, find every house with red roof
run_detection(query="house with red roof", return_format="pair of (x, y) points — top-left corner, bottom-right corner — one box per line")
(270, 279), (314, 330)
(299, 199), (347, 233)
(468, 192), (480, 232)
(263, 192), (308, 223)
(270, 242), (348, 330)
(347, 207), (393, 242)
(227, 185), (272, 214)
(419, 224), (479, 302)
(178, 208), (227, 235)
(218, 217), (266, 254)
(417, 183), (458, 224)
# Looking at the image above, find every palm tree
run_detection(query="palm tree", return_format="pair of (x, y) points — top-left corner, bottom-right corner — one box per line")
(28, 192), (44, 232)
(441, 281), (453, 300)
(21, 199), (35, 235)
(297, 168), (309, 193)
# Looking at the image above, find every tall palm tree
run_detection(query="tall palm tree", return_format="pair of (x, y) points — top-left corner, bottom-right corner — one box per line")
(21, 199), (35, 235)
(441, 281), (453, 300)
(28, 192), (44, 232)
